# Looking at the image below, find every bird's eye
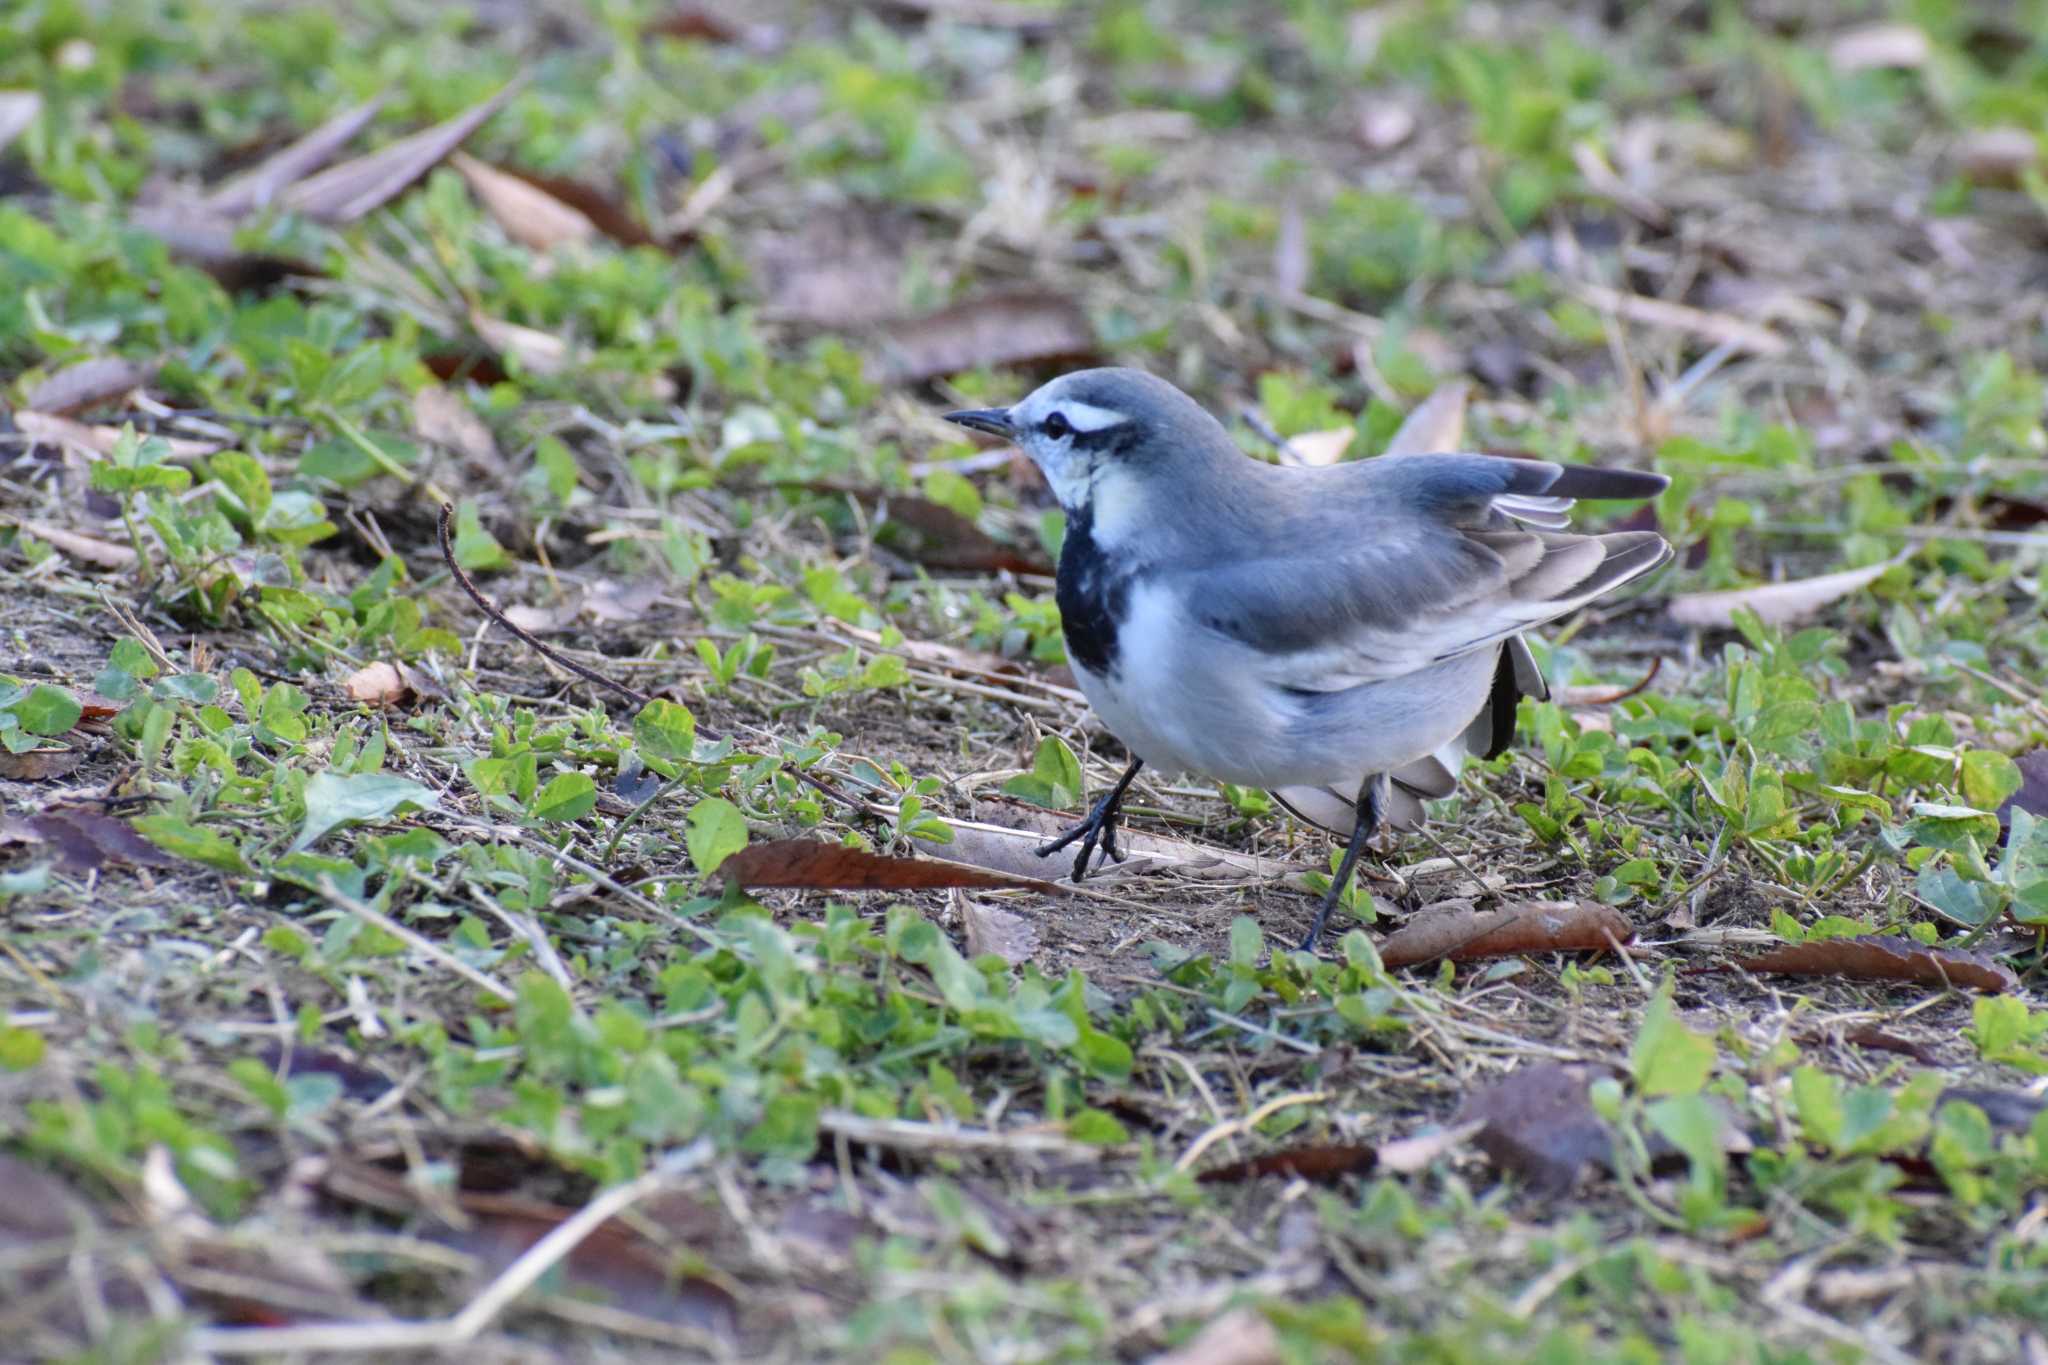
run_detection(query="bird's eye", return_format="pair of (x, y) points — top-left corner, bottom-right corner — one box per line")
(1042, 411), (1072, 440)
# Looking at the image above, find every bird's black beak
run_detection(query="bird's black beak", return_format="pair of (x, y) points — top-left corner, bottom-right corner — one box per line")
(943, 407), (1015, 438)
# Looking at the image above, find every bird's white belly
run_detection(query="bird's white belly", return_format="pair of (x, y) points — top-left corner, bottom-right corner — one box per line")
(1070, 580), (1493, 789)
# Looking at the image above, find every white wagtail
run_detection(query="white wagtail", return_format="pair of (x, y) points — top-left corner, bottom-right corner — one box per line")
(945, 368), (1672, 950)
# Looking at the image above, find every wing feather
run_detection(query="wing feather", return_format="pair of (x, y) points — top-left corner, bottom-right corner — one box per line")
(1183, 453), (1671, 693)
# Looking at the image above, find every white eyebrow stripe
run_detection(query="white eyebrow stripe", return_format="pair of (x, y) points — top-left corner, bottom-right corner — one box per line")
(1055, 400), (1129, 433)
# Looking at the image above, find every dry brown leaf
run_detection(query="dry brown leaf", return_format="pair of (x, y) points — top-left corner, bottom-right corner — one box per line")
(1729, 935), (2017, 994)
(16, 411), (222, 461)
(870, 293), (1096, 385)
(0, 90), (41, 154)
(452, 151), (598, 251)
(1, 809), (182, 874)
(410, 383), (501, 470)
(1381, 380), (1470, 457)
(722, 838), (1068, 895)
(23, 356), (162, 415)
(204, 94), (390, 216)
(343, 661), (435, 708)
(468, 308), (573, 375)
(645, 3), (784, 50)
(872, 492), (1053, 575)
(16, 520), (138, 570)
(1955, 126), (2042, 187)
(477, 162), (655, 248)
(1828, 23), (1931, 73)
(1195, 1143), (1376, 1185)
(1577, 283), (1788, 356)
(1377, 899), (1633, 970)
(282, 84), (517, 224)
(1667, 558), (1894, 627)
(1151, 1308), (1282, 1365)
(127, 197), (319, 287)
(1455, 1062), (1611, 1195)
(0, 748), (86, 781)
(962, 898), (1040, 964)
(1284, 427), (1354, 467)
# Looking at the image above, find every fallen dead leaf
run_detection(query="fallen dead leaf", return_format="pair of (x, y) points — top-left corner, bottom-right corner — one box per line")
(869, 293), (1096, 385)
(1381, 380), (1470, 457)
(343, 660), (438, 708)
(23, 356), (162, 415)
(722, 838), (1068, 895)
(1667, 557), (1895, 627)
(1455, 1062), (1611, 1195)
(16, 411), (223, 462)
(411, 383), (502, 471)
(1377, 899), (1634, 970)
(282, 84), (518, 223)
(0, 90), (41, 154)
(0, 748), (86, 781)
(1195, 1143), (1376, 1184)
(962, 896), (1041, 963)
(1, 809), (182, 874)
(1151, 1308), (1281, 1365)
(871, 491), (1053, 575)
(127, 197), (318, 288)
(1727, 935), (2016, 994)
(453, 151), (599, 252)
(479, 163), (655, 248)
(16, 519), (138, 570)
(1828, 22), (1931, 73)
(1955, 126), (2042, 187)
(468, 308), (573, 375)
(204, 94), (390, 216)
(1830, 1026), (1942, 1065)
(645, 3), (784, 50)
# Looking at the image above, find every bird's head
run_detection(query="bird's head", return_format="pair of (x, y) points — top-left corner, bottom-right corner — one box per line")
(944, 368), (1229, 529)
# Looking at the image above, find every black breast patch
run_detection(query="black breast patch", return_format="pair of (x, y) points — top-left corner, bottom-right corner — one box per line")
(1055, 505), (1130, 679)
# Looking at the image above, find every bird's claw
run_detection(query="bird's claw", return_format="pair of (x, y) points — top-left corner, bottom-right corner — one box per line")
(1035, 793), (1128, 882)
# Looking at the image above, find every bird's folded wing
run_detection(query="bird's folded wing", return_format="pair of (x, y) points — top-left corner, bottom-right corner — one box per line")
(1183, 454), (1671, 691)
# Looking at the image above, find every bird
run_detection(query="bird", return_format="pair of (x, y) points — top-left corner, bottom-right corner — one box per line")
(944, 367), (1672, 951)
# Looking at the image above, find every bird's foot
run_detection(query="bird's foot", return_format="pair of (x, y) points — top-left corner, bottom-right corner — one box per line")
(1036, 789), (1129, 882)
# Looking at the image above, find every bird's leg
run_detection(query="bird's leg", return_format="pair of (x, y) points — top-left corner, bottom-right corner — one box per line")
(1036, 758), (1144, 882)
(1301, 772), (1386, 952)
